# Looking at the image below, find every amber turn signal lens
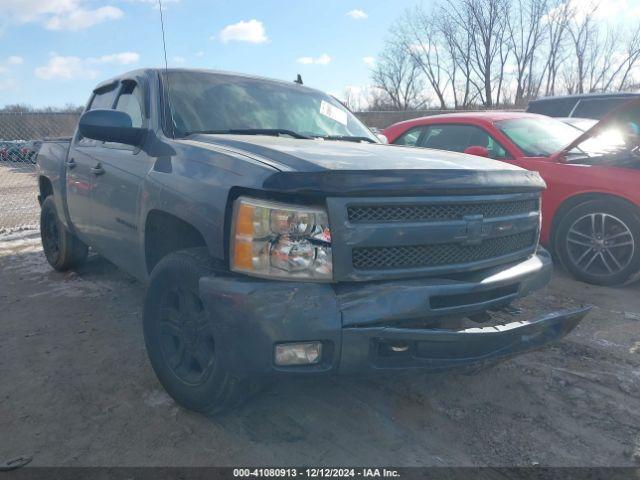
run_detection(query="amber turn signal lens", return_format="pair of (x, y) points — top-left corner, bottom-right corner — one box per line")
(232, 203), (255, 270)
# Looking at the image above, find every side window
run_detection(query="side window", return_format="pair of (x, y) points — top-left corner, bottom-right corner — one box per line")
(89, 87), (117, 110)
(77, 86), (117, 146)
(394, 127), (425, 147)
(419, 124), (510, 160)
(115, 82), (144, 127)
(526, 98), (577, 117)
(572, 98), (632, 119)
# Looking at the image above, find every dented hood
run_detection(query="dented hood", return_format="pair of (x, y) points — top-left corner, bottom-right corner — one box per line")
(183, 134), (545, 197)
(187, 134), (526, 172)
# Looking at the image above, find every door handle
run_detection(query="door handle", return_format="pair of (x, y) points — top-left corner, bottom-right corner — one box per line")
(91, 164), (105, 176)
(65, 158), (76, 169)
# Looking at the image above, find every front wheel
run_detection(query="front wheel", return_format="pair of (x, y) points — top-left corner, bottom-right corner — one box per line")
(143, 248), (260, 415)
(555, 199), (640, 286)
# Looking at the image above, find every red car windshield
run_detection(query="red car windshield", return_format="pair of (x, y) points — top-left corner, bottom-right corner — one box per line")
(496, 117), (580, 157)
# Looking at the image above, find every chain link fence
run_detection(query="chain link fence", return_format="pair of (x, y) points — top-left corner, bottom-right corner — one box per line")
(0, 112), (80, 232)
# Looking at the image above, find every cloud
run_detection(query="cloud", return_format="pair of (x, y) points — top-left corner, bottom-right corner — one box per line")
(91, 52), (140, 65)
(125, 0), (179, 4)
(218, 19), (268, 44)
(0, 1), (123, 31)
(124, 0), (180, 11)
(195, 51), (205, 57)
(363, 56), (375, 66)
(346, 9), (368, 20)
(172, 56), (186, 64)
(297, 53), (331, 66)
(544, 0), (628, 24)
(45, 5), (122, 30)
(0, 56), (24, 90)
(35, 56), (96, 80)
(35, 52), (140, 80)
(0, 78), (17, 91)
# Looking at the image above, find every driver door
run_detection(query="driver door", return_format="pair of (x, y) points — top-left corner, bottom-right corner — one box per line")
(66, 83), (118, 242)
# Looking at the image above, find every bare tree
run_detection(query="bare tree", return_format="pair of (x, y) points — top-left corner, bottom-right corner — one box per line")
(567, 0), (600, 94)
(438, 10), (475, 107)
(395, 8), (451, 109)
(342, 87), (363, 112)
(370, 0), (638, 111)
(0, 103), (84, 113)
(446, 0), (511, 107)
(507, 0), (548, 104)
(542, 0), (571, 96)
(586, 26), (621, 92)
(609, 25), (640, 91)
(371, 41), (427, 110)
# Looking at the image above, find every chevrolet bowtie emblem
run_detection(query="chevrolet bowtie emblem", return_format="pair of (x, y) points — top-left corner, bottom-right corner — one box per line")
(460, 214), (486, 245)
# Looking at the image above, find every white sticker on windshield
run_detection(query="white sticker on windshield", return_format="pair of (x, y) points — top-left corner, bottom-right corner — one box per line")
(320, 100), (348, 126)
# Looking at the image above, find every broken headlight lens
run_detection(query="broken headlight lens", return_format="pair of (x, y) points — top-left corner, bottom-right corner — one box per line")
(231, 196), (332, 280)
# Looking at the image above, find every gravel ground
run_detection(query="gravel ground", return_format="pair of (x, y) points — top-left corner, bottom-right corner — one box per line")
(1, 229), (639, 467)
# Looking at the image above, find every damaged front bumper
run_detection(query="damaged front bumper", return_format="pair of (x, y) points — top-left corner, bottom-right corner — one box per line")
(199, 248), (590, 376)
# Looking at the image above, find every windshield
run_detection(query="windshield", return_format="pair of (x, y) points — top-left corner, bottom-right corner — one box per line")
(496, 117), (581, 157)
(163, 71), (376, 141)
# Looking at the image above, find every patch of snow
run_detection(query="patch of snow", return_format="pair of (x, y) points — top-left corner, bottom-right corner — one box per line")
(144, 390), (174, 408)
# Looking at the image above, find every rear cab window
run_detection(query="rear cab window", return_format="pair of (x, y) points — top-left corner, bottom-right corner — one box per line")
(104, 81), (146, 150)
(88, 85), (117, 111)
(77, 84), (118, 146)
(526, 98), (577, 117)
(78, 80), (146, 149)
(572, 98), (635, 119)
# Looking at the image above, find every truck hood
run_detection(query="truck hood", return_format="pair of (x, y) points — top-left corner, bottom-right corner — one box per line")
(186, 134), (525, 172)
(557, 97), (640, 161)
(183, 134), (545, 197)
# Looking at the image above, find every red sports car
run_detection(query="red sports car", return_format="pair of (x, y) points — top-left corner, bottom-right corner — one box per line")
(383, 103), (640, 286)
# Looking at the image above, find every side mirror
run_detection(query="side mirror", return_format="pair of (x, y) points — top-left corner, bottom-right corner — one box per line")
(78, 109), (145, 146)
(464, 145), (489, 157)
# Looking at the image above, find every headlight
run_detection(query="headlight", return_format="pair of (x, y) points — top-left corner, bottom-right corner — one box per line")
(230, 196), (332, 280)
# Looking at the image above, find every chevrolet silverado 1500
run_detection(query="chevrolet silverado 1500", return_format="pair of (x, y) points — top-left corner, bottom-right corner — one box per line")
(36, 68), (589, 414)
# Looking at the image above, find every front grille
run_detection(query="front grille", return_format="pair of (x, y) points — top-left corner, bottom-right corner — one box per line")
(347, 199), (539, 223)
(352, 231), (536, 270)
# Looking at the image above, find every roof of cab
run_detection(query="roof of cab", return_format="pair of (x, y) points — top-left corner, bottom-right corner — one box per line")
(529, 92), (640, 103)
(91, 67), (322, 94)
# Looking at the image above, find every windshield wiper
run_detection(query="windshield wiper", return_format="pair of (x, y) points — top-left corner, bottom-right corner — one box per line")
(184, 128), (311, 139)
(316, 135), (377, 144)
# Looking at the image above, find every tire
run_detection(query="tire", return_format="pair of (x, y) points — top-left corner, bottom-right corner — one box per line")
(143, 248), (259, 415)
(40, 196), (88, 271)
(555, 199), (640, 286)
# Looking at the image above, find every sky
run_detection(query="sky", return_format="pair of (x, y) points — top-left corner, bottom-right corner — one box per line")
(0, 0), (419, 108)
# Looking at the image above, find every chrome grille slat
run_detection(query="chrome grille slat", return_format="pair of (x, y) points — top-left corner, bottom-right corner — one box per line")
(348, 199), (539, 223)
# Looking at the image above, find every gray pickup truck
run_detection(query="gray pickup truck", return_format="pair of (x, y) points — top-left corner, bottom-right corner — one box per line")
(37, 68), (589, 414)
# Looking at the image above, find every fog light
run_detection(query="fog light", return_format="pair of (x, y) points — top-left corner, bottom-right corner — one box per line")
(274, 342), (322, 366)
